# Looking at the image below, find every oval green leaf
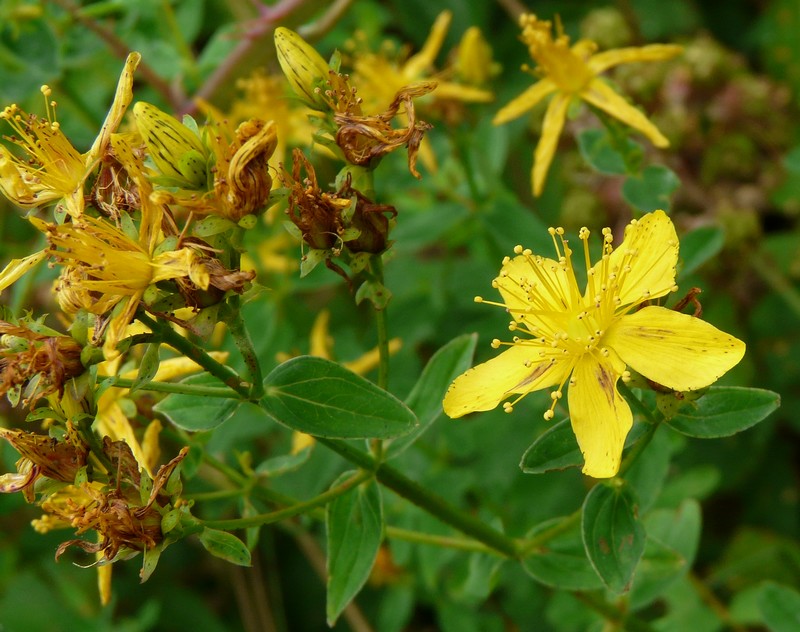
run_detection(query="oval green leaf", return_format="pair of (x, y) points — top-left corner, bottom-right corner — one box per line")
(153, 373), (240, 431)
(388, 333), (478, 459)
(666, 386), (780, 438)
(577, 129), (642, 176)
(758, 582), (800, 632)
(198, 527), (251, 567)
(327, 473), (383, 626)
(622, 165), (680, 212)
(521, 420), (650, 474)
(522, 517), (604, 591)
(261, 356), (417, 439)
(520, 418), (581, 473)
(582, 480), (646, 593)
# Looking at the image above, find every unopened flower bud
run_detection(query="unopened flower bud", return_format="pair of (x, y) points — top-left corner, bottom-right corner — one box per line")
(274, 27), (331, 111)
(133, 102), (209, 189)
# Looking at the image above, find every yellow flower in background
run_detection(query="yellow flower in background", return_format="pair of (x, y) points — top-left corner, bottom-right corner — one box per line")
(348, 11), (493, 112)
(224, 70), (319, 166)
(0, 52), (139, 216)
(494, 14), (681, 196)
(443, 211), (745, 478)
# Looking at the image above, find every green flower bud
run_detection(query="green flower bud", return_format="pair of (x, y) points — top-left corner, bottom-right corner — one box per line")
(274, 27), (331, 111)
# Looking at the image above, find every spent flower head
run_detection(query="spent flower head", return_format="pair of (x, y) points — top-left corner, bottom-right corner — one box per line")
(0, 319), (84, 407)
(274, 27), (436, 177)
(494, 14), (682, 196)
(443, 210), (745, 477)
(134, 102), (278, 220)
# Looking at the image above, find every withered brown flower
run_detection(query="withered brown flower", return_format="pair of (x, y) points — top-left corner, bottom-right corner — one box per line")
(0, 423), (88, 502)
(0, 321), (84, 407)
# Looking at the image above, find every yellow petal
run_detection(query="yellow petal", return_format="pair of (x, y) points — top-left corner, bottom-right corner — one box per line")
(493, 78), (557, 125)
(403, 10), (451, 79)
(604, 306), (746, 391)
(119, 352), (229, 381)
(581, 78), (669, 147)
(495, 254), (576, 320)
(310, 309), (334, 359)
(87, 52), (141, 163)
(103, 293), (141, 360)
(568, 352), (630, 478)
(431, 81), (494, 103)
(0, 249), (47, 292)
(533, 92), (570, 196)
(443, 344), (570, 418)
(588, 44), (683, 75)
(97, 563), (113, 606)
(95, 400), (149, 472)
(599, 210), (678, 306)
(344, 338), (402, 376)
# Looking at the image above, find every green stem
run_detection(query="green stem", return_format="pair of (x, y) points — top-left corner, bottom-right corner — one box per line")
(386, 526), (499, 555)
(108, 377), (241, 399)
(617, 381), (659, 425)
(199, 449), (503, 556)
(137, 311), (250, 399)
(517, 509), (581, 557)
(373, 258), (390, 392)
(316, 437), (520, 559)
(225, 297), (266, 399)
(200, 469), (373, 530)
(573, 591), (656, 632)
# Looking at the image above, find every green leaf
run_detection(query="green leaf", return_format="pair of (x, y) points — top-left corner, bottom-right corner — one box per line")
(758, 582), (800, 632)
(582, 480), (646, 593)
(260, 356), (417, 439)
(519, 418), (580, 473)
(254, 447), (312, 477)
(153, 373), (240, 431)
(140, 545), (163, 583)
(129, 342), (161, 393)
(678, 225), (726, 279)
(644, 499), (702, 566)
(666, 386), (780, 438)
(628, 537), (686, 609)
(388, 334), (478, 459)
(622, 165), (680, 212)
(198, 527), (251, 566)
(521, 420), (650, 474)
(577, 129), (642, 176)
(522, 517), (604, 591)
(326, 473), (383, 626)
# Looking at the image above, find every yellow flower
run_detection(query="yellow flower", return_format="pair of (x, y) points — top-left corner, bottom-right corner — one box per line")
(494, 14), (681, 196)
(443, 211), (745, 478)
(0, 52), (140, 217)
(348, 11), (493, 113)
(31, 195), (210, 359)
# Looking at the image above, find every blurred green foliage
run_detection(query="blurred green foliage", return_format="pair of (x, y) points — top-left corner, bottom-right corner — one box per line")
(0, 0), (798, 631)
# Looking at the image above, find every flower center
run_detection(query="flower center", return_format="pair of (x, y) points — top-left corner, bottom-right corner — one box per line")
(519, 15), (595, 94)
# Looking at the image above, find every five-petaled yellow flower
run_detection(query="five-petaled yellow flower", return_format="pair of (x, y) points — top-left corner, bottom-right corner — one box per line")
(0, 52), (139, 217)
(443, 210), (745, 478)
(494, 14), (681, 196)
